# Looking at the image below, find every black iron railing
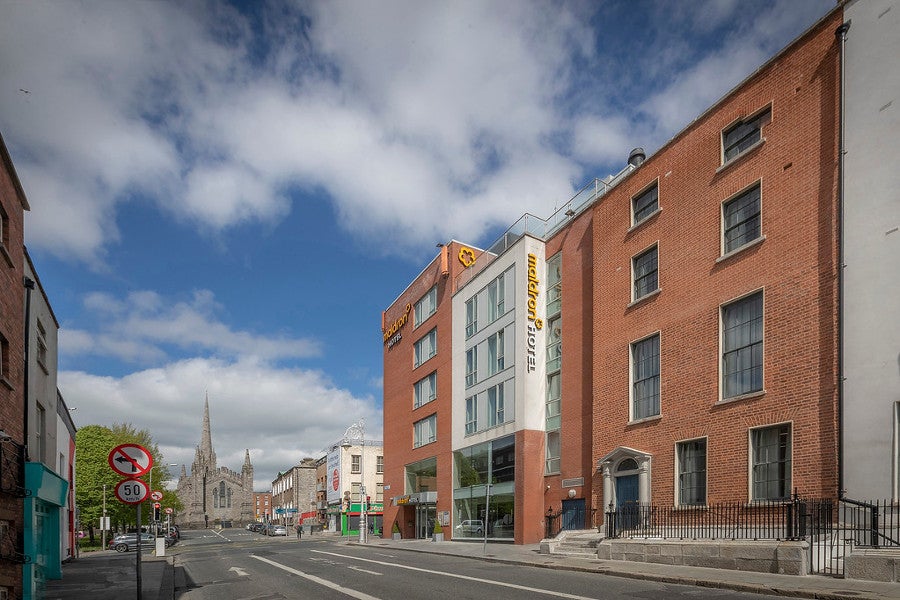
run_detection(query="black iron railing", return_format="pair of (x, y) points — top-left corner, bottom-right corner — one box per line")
(545, 507), (598, 538)
(840, 498), (900, 549)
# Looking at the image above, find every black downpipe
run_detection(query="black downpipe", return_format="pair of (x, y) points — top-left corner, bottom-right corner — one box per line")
(834, 20), (850, 500)
(22, 276), (34, 463)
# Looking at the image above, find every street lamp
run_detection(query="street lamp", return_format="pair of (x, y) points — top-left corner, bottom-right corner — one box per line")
(341, 419), (366, 543)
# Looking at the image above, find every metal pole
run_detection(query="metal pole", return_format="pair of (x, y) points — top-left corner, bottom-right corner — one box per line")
(102, 484), (107, 551)
(136, 503), (142, 600)
(483, 483), (491, 555)
(359, 420), (366, 543)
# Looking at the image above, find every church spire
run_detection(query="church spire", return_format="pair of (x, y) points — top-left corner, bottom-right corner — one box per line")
(200, 392), (217, 469)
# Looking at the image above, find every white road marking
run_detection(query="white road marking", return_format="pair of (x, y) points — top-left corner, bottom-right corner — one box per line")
(348, 566), (382, 576)
(250, 555), (381, 600)
(228, 566), (249, 577)
(310, 550), (599, 600)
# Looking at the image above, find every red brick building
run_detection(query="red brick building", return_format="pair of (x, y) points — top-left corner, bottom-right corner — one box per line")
(382, 9), (843, 544)
(0, 132), (30, 596)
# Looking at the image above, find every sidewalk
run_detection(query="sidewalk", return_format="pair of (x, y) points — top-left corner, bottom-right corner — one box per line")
(44, 550), (173, 600)
(366, 537), (900, 600)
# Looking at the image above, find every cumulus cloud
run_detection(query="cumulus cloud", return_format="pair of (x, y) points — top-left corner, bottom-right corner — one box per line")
(62, 356), (381, 489)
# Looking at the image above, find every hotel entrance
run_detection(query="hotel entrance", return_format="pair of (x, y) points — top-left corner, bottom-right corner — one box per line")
(415, 504), (436, 540)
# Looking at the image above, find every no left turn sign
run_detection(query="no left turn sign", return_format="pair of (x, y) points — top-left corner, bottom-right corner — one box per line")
(108, 443), (153, 477)
(150, 491), (163, 501)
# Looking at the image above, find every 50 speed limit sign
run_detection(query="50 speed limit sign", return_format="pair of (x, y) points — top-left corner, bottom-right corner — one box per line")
(115, 478), (150, 504)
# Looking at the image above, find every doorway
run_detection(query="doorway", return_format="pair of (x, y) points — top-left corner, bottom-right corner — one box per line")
(615, 474), (639, 529)
(415, 504), (436, 540)
(561, 498), (586, 531)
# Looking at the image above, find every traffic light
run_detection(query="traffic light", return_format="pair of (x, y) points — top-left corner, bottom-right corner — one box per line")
(153, 503), (161, 521)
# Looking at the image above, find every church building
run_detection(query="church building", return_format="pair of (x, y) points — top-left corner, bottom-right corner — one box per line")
(176, 396), (254, 528)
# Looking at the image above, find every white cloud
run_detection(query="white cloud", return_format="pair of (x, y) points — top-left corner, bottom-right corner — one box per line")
(62, 289), (320, 364)
(62, 356), (381, 490)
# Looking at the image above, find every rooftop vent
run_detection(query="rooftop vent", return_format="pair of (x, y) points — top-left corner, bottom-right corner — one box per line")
(628, 147), (646, 167)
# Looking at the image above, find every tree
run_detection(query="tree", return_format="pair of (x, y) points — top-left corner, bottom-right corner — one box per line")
(75, 423), (184, 541)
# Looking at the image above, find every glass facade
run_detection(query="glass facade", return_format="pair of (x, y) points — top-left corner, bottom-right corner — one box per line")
(452, 435), (515, 539)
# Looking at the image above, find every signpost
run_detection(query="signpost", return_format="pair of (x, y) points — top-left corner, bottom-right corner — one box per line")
(108, 444), (153, 600)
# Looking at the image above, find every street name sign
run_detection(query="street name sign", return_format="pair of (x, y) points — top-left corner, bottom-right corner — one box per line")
(108, 443), (154, 477)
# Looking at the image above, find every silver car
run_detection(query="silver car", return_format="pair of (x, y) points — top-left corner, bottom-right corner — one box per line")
(108, 533), (156, 552)
(270, 525), (288, 536)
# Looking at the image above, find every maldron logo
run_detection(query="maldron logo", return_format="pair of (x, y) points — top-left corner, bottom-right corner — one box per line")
(383, 303), (411, 348)
(526, 253), (543, 372)
(458, 247), (477, 267)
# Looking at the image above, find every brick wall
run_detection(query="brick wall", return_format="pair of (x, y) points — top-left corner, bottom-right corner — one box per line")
(592, 10), (842, 507)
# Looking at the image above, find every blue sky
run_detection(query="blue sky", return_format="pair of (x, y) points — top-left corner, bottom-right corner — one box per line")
(0, 0), (834, 489)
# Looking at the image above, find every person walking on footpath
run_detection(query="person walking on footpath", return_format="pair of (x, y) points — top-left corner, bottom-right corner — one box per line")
(296, 524), (302, 540)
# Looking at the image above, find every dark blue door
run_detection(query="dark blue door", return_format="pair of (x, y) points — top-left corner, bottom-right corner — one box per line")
(561, 498), (585, 531)
(615, 475), (639, 529)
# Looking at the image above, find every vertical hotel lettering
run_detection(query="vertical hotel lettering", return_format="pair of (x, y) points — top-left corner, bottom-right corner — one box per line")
(526, 253), (543, 372)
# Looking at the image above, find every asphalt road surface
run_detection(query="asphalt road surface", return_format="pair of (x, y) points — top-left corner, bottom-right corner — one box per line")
(171, 528), (786, 600)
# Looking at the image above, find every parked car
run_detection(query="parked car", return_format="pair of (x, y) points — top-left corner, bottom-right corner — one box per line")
(270, 525), (287, 536)
(454, 520), (484, 535)
(109, 533), (156, 552)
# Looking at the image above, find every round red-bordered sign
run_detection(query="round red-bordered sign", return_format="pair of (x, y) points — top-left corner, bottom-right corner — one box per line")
(108, 443), (154, 477)
(150, 491), (163, 501)
(115, 478), (150, 504)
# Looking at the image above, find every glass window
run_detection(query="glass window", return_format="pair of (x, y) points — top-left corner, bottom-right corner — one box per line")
(633, 245), (658, 301)
(414, 286), (438, 328)
(487, 274), (505, 323)
(465, 347), (477, 388)
(413, 414), (436, 448)
(722, 292), (763, 398)
(413, 328), (437, 368)
(632, 182), (659, 225)
(36, 319), (47, 368)
(351, 455), (361, 474)
(545, 430), (561, 474)
(723, 184), (761, 253)
(487, 382), (505, 427)
(751, 424), (791, 501)
(465, 396), (477, 435)
(546, 372), (561, 431)
(546, 254), (562, 317)
(376, 455), (384, 473)
(414, 371), (437, 408)
(405, 457), (437, 493)
(723, 107), (770, 162)
(465, 296), (478, 338)
(487, 329), (504, 376)
(632, 334), (660, 420)
(546, 316), (561, 372)
(677, 439), (707, 506)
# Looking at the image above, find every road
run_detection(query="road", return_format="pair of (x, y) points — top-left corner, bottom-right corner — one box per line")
(172, 528), (785, 600)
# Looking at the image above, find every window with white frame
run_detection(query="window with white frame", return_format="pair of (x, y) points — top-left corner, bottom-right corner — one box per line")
(487, 329), (504, 375)
(465, 346), (477, 388)
(414, 285), (438, 327)
(546, 371), (561, 431)
(546, 430), (561, 474)
(465, 396), (477, 435)
(723, 183), (761, 254)
(487, 274), (505, 323)
(413, 328), (437, 368)
(632, 244), (658, 301)
(376, 455), (384, 474)
(36, 319), (47, 369)
(351, 455), (361, 473)
(632, 181), (659, 225)
(676, 438), (707, 506)
(36, 403), (46, 462)
(631, 333), (660, 420)
(722, 292), (763, 399)
(351, 481), (362, 502)
(376, 482), (384, 502)
(465, 296), (478, 338)
(546, 254), (562, 317)
(487, 382), (505, 427)
(546, 315), (561, 372)
(751, 423), (791, 501)
(723, 107), (770, 163)
(414, 371), (437, 408)
(413, 414), (436, 448)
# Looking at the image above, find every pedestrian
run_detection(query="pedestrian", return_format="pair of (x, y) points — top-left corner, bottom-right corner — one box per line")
(296, 524), (302, 540)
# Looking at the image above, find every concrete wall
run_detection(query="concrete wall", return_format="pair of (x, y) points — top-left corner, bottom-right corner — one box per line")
(597, 539), (808, 575)
(841, 0), (900, 502)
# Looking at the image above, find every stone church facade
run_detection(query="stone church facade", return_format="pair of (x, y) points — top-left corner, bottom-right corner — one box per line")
(176, 397), (254, 528)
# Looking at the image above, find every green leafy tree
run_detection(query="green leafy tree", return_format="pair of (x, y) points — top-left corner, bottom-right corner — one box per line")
(76, 423), (184, 542)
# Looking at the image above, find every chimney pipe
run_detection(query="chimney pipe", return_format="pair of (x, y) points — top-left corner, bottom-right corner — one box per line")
(628, 147), (646, 167)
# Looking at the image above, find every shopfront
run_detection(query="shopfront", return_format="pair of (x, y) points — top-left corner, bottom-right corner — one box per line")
(452, 435), (515, 540)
